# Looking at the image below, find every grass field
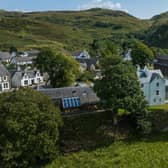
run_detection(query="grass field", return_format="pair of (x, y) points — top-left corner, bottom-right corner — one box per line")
(43, 111), (168, 168)
(46, 133), (168, 168)
(149, 104), (168, 111)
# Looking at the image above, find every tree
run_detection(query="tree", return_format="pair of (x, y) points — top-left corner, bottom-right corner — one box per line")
(35, 48), (80, 87)
(0, 88), (62, 168)
(9, 46), (17, 54)
(94, 54), (151, 134)
(90, 39), (118, 57)
(100, 40), (118, 57)
(131, 41), (154, 68)
(77, 71), (95, 83)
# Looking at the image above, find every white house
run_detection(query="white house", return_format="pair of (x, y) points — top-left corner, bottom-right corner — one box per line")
(124, 49), (132, 61)
(11, 69), (43, 88)
(137, 66), (166, 106)
(0, 63), (10, 92)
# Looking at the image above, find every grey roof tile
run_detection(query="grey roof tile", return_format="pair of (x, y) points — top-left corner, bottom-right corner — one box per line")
(38, 86), (99, 105)
(0, 63), (10, 77)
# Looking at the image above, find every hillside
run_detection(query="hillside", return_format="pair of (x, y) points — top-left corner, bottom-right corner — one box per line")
(0, 9), (150, 51)
(0, 9), (167, 51)
(144, 12), (168, 49)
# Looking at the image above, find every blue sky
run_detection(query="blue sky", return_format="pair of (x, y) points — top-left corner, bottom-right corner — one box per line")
(0, 0), (168, 19)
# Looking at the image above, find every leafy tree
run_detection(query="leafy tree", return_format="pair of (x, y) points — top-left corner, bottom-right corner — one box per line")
(0, 88), (62, 168)
(94, 54), (151, 134)
(131, 41), (154, 68)
(77, 71), (95, 83)
(100, 40), (118, 57)
(35, 48), (80, 87)
(90, 39), (118, 57)
(9, 46), (17, 54)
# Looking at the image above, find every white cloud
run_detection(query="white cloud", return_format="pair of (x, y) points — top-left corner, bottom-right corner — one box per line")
(5, 9), (30, 13)
(78, 0), (128, 12)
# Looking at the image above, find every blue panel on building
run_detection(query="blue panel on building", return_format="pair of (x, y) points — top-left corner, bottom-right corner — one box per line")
(62, 97), (81, 109)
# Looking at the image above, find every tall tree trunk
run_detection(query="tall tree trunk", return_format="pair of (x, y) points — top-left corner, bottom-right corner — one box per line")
(113, 113), (118, 126)
(113, 110), (118, 140)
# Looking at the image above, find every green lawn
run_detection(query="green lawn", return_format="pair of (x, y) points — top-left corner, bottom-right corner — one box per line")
(45, 111), (168, 168)
(149, 104), (168, 111)
(46, 134), (168, 168)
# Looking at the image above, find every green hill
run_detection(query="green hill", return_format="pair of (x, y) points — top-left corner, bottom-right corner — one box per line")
(144, 12), (168, 49)
(0, 9), (167, 51)
(152, 11), (168, 25)
(0, 9), (150, 50)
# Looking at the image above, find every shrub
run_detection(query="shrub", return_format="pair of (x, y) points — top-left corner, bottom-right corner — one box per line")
(0, 88), (62, 168)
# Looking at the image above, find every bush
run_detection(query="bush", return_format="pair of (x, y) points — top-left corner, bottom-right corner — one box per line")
(0, 88), (62, 168)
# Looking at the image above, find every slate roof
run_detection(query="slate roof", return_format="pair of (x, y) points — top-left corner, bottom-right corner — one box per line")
(0, 51), (12, 61)
(156, 55), (168, 61)
(76, 57), (99, 68)
(13, 70), (38, 80)
(137, 67), (164, 84)
(14, 56), (35, 62)
(26, 50), (40, 57)
(0, 63), (10, 77)
(38, 86), (100, 105)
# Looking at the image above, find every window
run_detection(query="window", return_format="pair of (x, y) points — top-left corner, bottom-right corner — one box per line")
(72, 90), (76, 94)
(3, 76), (7, 81)
(156, 83), (159, 87)
(24, 80), (28, 85)
(31, 79), (35, 84)
(62, 97), (80, 109)
(156, 90), (160, 95)
(141, 84), (144, 88)
(3, 83), (9, 89)
(24, 74), (28, 79)
(153, 98), (156, 103)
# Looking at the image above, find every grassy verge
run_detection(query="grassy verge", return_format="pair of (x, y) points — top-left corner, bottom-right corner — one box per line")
(149, 104), (168, 112)
(46, 133), (168, 168)
(45, 109), (168, 168)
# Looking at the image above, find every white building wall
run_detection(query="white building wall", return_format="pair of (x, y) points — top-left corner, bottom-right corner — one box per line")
(21, 74), (43, 87)
(0, 76), (10, 92)
(149, 78), (165, 105)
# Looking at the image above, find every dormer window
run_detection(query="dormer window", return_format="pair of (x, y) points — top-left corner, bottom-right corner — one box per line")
(24, 74), (28, 79)
(3, 76), (7, 81)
